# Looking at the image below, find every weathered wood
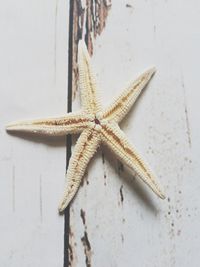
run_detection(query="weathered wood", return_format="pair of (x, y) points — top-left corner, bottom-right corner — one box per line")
(67, 1), (200, 267)
(1, 0), (200, 266)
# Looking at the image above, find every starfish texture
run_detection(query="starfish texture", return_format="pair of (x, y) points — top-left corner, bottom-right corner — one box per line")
(7, 41), (165, 212)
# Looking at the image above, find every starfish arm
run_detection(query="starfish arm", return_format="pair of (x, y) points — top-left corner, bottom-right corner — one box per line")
(78, 40), (102, 114)
(6, 112), (91, 136)
(100, 122), (165, 199)
(101, 68), (156, 123)
(58, 128), (100, 212)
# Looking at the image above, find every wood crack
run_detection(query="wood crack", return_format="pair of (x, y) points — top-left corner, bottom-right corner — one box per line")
(80, 209), (92, 267)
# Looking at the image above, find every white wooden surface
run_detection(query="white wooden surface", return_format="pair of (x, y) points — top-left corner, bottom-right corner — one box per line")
(1, 0), (200, 266)
(0, 0), (69, 266)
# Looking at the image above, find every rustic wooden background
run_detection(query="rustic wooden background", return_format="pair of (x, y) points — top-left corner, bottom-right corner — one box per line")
(1, 0), (200, 266)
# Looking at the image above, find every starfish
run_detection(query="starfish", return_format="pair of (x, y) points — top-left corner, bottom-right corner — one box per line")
(6, 41), (165, 212)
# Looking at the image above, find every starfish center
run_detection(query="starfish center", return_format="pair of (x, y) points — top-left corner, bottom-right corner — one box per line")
(94, 118), (100, 125)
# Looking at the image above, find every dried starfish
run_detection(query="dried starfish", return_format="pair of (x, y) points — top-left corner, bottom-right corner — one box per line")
(6, 41), (165, 212)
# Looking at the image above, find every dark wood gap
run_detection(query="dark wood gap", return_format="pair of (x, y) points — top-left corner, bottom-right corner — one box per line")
(63, 0), (74, 266)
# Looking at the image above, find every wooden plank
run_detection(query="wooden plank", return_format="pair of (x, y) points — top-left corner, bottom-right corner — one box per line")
(1, 0), (200, 266)
(0, 0), (69, 266)
(67, 1), (200, 266)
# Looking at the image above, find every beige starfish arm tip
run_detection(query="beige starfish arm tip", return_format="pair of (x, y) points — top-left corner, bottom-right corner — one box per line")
(6, 113), (90, 135)
(58, 175), (82, 213)
(77, 40), (102, 114)
(160, 192), (166, 199)
(6, 123), (17, 131)
(78, 39), (88, 56)
(102, 66), (157, 123)
(58, 202), (65, 213)
(147, 66), (157, 80)
(145, 177), (166, 200)
(6, 120), (31, 131)
(149, 66), (156, 74)
(58, 129), (100, 212)
(130, 161), (165, 200)
(101, 122), (166, 200)
(128, 162), (166, 200)
(129, 160), (166, 200)
(138, 66), (157, 84)
(136, 165), (165, 199)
